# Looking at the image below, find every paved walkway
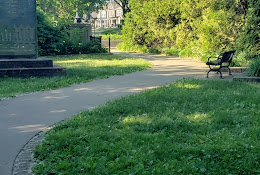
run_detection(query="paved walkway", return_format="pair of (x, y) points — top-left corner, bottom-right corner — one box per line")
(0, 51), (228, 174)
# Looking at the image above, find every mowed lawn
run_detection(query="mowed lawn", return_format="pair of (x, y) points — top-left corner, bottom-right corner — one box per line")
(0, 54), (151, 100)
(33, 79), (260, 174)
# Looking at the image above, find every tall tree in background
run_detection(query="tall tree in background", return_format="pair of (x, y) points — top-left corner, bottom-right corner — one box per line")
(113, 0), (130, 17)
(122, 0), (250, 58)
(37, 0), (106, 23)
(236, 0), (260, 58)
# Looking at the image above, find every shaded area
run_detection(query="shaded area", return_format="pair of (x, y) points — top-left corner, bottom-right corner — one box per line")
(33, 79), (260, 174)
(0, 54), (151, 100)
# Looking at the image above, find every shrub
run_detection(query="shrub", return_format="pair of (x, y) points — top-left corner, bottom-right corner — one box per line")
(162, 47), (181, 56)
(235, 0), (260, 59)
(178, 48), (193, 58)
(37, 11), (106, 56)
(56, 40), (106, 55)
(232, 52), (249, 67)
(247, 56), (260, 77)
(37, 10), (63, 56)
(148, 48), (161, 54)
(117, 42), (148, 53)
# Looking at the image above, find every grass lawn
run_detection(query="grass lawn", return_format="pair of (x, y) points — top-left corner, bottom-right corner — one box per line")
(97, 34), (123, 40)
(96, 27), (123, 40)
(0, 54), (151, 100)
(33, 79), (260, 174)
(97, 28), (122, 35)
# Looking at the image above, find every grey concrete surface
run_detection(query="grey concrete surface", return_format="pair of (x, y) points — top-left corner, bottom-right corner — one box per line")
(1, 51), (217, 174)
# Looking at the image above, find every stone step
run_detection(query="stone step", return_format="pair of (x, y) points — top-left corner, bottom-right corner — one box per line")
(233, 76), (260, 83)
(230, 67), (247, 73)
(208, 67), (247, 73)
(0, 58), (53, 68)
(0, 65), (66, 78)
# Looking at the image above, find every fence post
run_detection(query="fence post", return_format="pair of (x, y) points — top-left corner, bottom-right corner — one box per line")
(109, 36), (111, 53)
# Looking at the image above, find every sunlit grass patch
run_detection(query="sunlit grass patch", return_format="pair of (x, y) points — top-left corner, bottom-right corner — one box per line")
(0, 54), (151, 100)
(176, 83), (201, 89)
(33, 79), (260, 174)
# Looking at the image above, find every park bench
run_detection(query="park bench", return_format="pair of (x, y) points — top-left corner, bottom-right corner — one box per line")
(206, 50), (236, 78)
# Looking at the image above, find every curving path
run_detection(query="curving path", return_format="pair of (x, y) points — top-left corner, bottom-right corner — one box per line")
(0, 51), (211, 175)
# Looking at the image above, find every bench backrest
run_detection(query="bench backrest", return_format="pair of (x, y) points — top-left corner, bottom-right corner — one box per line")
(221, 50), (236, 63)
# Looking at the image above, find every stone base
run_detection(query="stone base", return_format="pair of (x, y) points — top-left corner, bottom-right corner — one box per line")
(0, 58), (53, 68)
(220, 67), (247, 73)
(0, 58), (66, 78)
(233, 76), (260, 83)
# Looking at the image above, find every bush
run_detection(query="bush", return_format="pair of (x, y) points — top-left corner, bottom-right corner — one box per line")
(117, 42), (148, 53)
(56, 40), (106, 55)
(148, 48), (161, 54)
(232, 52), (249, 67)
(247, 56), (260, 77)
(96, 34), (123, 40)
(162, 47), (181, 56)
(37, 11), (106, 56)
(37, 10), (63, 56)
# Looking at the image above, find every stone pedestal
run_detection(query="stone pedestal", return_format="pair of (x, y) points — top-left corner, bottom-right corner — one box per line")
(0, 0), (66, 78)
(71, 23), (92, 44)
(0, 58), (66, 78)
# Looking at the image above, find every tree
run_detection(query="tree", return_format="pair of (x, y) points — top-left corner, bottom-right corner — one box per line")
(121, 0), (248, 58)
(113, 0), (130, 17)
(37, 0), (106, 23)
(236, 0), (260, 58)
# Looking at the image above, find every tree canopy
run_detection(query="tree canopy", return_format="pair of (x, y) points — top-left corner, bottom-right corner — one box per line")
(121, 0), (259, 60)
(37, 0), (106, 22)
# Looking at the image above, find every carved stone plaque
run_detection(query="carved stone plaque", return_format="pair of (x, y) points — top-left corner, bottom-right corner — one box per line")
(0, 0), (37, 59)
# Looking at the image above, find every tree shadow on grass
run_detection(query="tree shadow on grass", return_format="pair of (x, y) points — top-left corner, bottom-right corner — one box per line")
(33, 79), (260, 174)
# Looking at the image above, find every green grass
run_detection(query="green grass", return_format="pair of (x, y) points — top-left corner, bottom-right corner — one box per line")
(33, 79), (260, 174)
(0, 54), (151, 100)
(97, 34), (123, 40)
(96, 28), (123, 40)
(97, 28), (122, 35)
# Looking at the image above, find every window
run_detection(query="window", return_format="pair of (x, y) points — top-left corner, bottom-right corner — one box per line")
(101, 11), (106, 18)
(116, 10), (122, 17)
(109, 10), (116, 17)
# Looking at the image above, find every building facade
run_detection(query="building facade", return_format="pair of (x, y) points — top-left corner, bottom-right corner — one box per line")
(92, 0), (123, 28)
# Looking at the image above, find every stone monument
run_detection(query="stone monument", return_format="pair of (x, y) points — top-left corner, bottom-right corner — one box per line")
(0, 0), (66, 77)
(70, 9), (92, 44)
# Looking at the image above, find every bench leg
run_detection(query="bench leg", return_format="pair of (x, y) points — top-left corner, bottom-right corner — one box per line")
(228, 68), (232, 75)
(207, 70), (211, 78)
(219, 71), (223, 79)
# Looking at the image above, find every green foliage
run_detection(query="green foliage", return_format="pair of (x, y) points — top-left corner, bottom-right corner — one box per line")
(0, 55), (151, 100)
(120, 0), (254, 64)
(117, 41), (148, 53)
(97, 28), (122, 35)
(57, 40), (106, 55)
(33, 79), (260, 174)
(96, 34), (123, 40)
(236, 0), (260, 59)
(148, 48), (161, 54)
(161, 47), (181, 56)
(232, 52), (250, 67)
(37, 10), (63, 56)
(247, 56), (260, 77)
(37, 0), (106, 23)
(95, 28), (123, 40)
(37, 10), (106, 56)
